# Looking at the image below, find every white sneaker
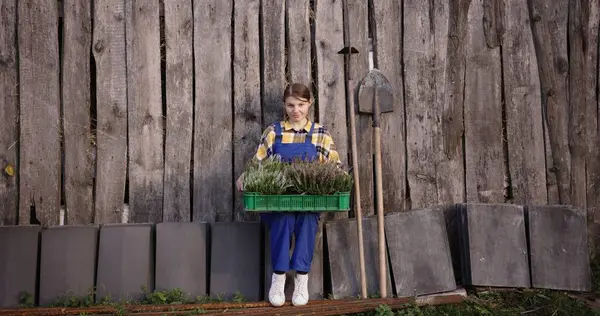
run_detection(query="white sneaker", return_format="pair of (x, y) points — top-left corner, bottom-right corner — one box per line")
(268, 273), (286, 307)
(292, 273), (309, 306)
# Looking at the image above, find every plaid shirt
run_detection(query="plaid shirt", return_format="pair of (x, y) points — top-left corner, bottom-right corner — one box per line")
(254, 120), (342, 165)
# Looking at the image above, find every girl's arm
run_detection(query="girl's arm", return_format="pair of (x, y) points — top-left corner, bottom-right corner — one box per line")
(320, 129), (342, 167)
(254, 125), (276, 161)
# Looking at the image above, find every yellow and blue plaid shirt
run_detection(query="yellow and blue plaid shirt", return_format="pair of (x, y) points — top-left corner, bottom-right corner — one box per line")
(254, 120), (342, 165)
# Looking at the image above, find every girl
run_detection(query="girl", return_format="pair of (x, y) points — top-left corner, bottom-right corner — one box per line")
(236, 83), (341, 307)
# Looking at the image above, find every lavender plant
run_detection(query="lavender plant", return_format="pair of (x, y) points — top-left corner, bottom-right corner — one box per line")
(286, 159), (353, 195)
(243, 156), (291, 195)
(243, 156), (353, 195)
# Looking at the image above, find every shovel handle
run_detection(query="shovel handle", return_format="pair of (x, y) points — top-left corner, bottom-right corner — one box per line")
(373, 89), (387, 298)
(348, 79), (368, 299)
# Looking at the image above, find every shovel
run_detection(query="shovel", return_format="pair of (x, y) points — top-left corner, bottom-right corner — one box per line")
(357, 68), (394, 298)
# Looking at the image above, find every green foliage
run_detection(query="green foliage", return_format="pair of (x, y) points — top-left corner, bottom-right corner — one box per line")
(19, 291), (35, 307)
(287, 159), (353, 195)
(243, 156), (291, 195)
(243, 156), (353, 195)
(350, 289), (600, 316)
(51, 291), (94, 308)
(141, 288), (192, 305)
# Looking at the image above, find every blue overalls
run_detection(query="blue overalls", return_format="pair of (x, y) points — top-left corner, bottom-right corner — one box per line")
(260, 122), (320, 273)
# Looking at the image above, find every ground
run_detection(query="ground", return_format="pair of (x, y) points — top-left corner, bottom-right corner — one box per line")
(349, 262), (600, 316)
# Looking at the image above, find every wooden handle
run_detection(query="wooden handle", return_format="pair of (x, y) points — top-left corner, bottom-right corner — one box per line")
(374, 126), (386, 298)
(347, 79), (368, 298)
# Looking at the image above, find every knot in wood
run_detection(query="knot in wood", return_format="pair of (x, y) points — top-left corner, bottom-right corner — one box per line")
(94, 40), (105, 53)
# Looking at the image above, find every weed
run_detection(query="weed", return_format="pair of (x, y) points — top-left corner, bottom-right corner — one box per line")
(141, 288), (192, 305)
(19, 291), (35, 307)
(232, 291), (246, 303)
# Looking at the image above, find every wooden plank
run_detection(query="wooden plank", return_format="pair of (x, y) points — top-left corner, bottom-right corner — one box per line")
(0, 226), (41, 307)
(528, 1), (570, 206)
(233, 0), (261, 222)
(502, 0), (547, 205)
(348, 0), (373, 216)
(464, 0), (504, 203)
(126, 0), (164, 223)
(568, 0), (600, 243)
(210, 222), (262, 301)
(156, 223), (208, 297)
(589, 2), (600, 250)
(385, 207), (456, 297)
(463, 203), (530, 288)
(435, 0), (466, 205)
(62, 0), (93, 225)
(528, 205), (591, 291)
(325, 216), (392, 298)
(372, 0), (406, 213)
(163, 0), (193, 222)
(96, 224), (154, 303)
(0, 0), (19, 225)
(92, 0), (128, 224)
(403, 0), (437, 209)
(39, 226), (98, 305)
(18, 0), (61, 226)
(315, 0), (348, 220)
(261, 0), (285, 128)
(192, 0), (233, 223)
(287, 0), (311, 86)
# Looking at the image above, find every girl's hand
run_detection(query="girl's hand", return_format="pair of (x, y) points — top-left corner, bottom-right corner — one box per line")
(236, 173), (245, 192)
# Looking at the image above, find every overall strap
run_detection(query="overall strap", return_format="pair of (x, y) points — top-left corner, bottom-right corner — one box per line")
(274, 122), (283, 144)
(304, 122), (315, 144)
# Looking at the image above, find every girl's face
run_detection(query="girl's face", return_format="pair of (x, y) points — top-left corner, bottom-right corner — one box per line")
(285, 96), (311, 123)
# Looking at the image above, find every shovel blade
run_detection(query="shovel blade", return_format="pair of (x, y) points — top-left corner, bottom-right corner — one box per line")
(356, 68), (394, 114)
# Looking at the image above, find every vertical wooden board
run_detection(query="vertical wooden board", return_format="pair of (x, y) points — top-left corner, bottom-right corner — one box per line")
(465, 203), (530, 288)
(528, 205), (591, 291)
(261, 0), (285, 128)
(325, 216), (392, 298)
(502, 0), (547, 205)
(193, 0), (233, 223)
(126, 0), (164, 223)
(385, 208), (456, 297)
(435, 0), (466, 205)
(0, 0), (18, 225)
(95, 224), (154, 303)
(39, 226), (98, 306)
(0, 226), (40, 307)
(403, 0), (437, 209)
(464, 0), (504, 203)
(373, 0), (406, 213)
(233, 0), (261, 222)
(589, 2), (600, 252)
(286, 0), (313, 121)
(287, 0), (311, 86)
(62, 0), (93, 225)
(163, 0), (193, 222)
(529, 1), (570, 206)
(210, 222), (262, 301)
(18, 0), (61, 226)
(315, 0), (347, 162)
(93, 0), (128, 224)
(156, 223), (208, 297)
(315, 0), (348, 220)
(568, 0), (600, 226)
(347, 0), (373, 216)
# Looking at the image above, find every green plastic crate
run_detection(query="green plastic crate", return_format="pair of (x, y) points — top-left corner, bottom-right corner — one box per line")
(243, 192), (350, 212)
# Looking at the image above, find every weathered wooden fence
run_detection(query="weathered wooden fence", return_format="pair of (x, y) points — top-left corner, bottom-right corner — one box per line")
(1, 0), (599, 249)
